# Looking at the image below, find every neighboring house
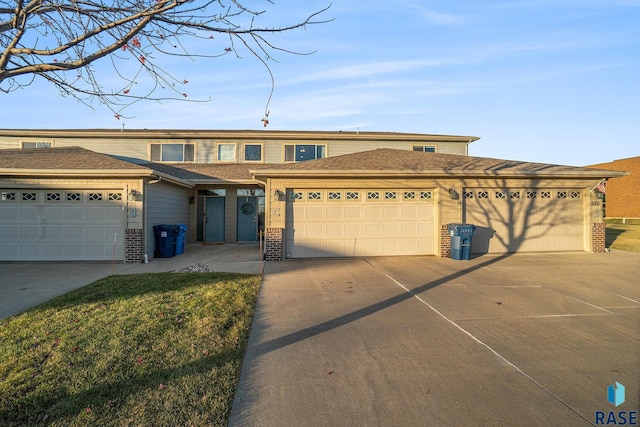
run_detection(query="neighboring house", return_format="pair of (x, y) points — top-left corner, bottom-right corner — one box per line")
(0, 129), (624, 262)
(586, 156), (639, 220)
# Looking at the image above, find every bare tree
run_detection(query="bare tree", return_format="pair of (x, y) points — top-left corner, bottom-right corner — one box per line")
(0, 0), (331, 120)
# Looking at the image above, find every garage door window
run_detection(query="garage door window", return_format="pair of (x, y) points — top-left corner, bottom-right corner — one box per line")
(328, 191), (342, 200)
(420, 191), (432, 200)
(346, 191), (359, 200)
(22, 192), (37, 202)
(571, 191), (580, 199)
(108, 192), (123, 201)
(66, 192), (81, 202)
(557, 191), (567, 199)
(1, 192), (16, 201)
(89, 192), (103, 201)
(384, 191), (397, 200)
(527, 191), (537, 199)
(367, 191), (380, 200)
(308, 191), (322, 200)
(46, 192), (62, 202)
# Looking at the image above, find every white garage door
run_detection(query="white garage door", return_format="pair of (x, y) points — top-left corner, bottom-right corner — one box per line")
(286, 189), (435, 258)
(463, 188), (585, 253)
(0, 189), (125, 261)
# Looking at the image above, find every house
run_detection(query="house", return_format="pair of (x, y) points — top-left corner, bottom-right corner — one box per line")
(587, 156), (640, 220)
(0, 129), (625, 262)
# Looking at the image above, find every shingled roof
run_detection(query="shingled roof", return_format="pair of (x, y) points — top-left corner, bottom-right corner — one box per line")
(251, 149), (625, 179)
(147, 163), (279, 182)
(0, 147), (148, 171)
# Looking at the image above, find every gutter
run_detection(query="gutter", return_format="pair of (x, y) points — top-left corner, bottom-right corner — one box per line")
(0, 168), (194, 188)
(250, 169), (629, 179)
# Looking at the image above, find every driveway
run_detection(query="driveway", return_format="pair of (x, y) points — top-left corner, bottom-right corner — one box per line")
(229, 251), (640, 426)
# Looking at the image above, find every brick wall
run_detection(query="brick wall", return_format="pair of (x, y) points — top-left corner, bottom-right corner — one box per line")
(265, 228), (283, 261)
(591, 223), (606, 253)
(440, 225), (451, 258)
(587, 157), (640, 218)
(125, 229), (144, 263)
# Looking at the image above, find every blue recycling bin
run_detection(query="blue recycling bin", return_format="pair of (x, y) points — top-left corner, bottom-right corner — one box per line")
(153, 225), (177, 258)
(447, 224), (476, 260)
(175, 224), (188, 255)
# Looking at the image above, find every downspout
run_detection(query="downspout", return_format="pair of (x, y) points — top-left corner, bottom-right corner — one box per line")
(143, 175), (162, 262)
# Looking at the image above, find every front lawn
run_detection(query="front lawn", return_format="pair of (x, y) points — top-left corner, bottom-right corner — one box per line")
(605, 222), (640, 252)
(0, 272), (261, 426)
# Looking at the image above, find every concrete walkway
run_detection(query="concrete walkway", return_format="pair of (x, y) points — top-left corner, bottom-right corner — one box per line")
(0, 243), (262, 319)
(229, 251), (639, 426)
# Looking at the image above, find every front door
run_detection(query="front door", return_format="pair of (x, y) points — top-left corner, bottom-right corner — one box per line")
(237, 197), (257, 241)
(205, 197), (225, 242)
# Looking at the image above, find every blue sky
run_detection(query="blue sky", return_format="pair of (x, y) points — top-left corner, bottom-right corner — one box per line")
(2, 0), (639, 166)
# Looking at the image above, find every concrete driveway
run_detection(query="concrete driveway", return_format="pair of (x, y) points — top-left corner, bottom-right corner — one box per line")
(229, 251), (640, 426)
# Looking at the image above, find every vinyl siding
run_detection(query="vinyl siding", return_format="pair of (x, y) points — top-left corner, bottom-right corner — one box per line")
(145, 181), (191, 258)
(0, 135), (470, 164)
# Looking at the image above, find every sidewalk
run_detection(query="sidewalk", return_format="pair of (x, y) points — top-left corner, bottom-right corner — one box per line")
(0, 243), (263, 320)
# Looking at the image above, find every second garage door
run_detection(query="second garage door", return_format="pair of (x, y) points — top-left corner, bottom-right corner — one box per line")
(463, 188), (585, 253)
(286, 189), (435, 258)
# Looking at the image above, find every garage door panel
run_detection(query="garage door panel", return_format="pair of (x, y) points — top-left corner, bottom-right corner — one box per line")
(44, 206), (64, 221)
(105, 206), (124, 222)
(20, 227), (41, 240)
(383, 206), (398, 218)
(20, 207), (40, 221)
(286, 189), (435, 258)
(65, 227), (84, 239)
(2, 206), (18, 220)
(364, 207), (382, 219)
(0, 189), (125, 261)
(87, 207), (107, 221)
(344, 207), (360, 218)
(45, 227), (65, 240)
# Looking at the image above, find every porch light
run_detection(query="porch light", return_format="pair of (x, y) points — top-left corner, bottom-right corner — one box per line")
(448, 188), (459, 200)
(128, 189), (139, 201)
(274, 189), (285, 201)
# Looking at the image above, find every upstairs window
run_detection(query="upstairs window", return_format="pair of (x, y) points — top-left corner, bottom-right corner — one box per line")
(412, 145), (436, 153)
(284, 144), (327, 162)
(244, 144), (263, 162)
(22, 142), (52, 149)
(217, 143), (236, 162)
(150, 143), (194, 162)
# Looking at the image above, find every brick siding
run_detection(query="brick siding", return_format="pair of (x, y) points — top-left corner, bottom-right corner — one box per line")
(440, 225), (451, 258)
(125, 229), (144, 263)
(591, 223), (606, 253)
(588, 157), (640, 218)
(265, 228), (283, 261)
